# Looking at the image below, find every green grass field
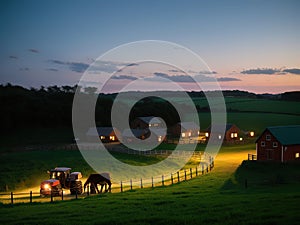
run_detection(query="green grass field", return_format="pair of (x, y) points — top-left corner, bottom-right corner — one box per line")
(0, 96), (300, 224)
(1, 145), (300, 225)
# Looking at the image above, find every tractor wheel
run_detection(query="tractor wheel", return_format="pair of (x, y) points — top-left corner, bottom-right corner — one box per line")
(52, 185), (63, 196)
(70, 181), (83, 195)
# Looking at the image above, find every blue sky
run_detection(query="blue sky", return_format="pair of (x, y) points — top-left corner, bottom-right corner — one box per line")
(1, 0), (299, 93)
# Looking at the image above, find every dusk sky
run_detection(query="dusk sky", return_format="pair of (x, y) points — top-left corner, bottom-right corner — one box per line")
(1, 0), (300, 94)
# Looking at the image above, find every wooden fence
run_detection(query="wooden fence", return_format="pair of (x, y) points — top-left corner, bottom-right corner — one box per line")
(1, 146), (214, 205)
(0, 155), (214, 205)
(248, 153), (257, 161)
(116, 160), (214, 193)
(0, 190), (86, 204)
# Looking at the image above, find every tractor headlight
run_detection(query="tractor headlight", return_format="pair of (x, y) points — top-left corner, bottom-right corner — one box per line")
(43, 184), (51, 190)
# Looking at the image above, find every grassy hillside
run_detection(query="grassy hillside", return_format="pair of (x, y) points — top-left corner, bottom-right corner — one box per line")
(1, 146), (300, 225)
(1, 96), (300, 224)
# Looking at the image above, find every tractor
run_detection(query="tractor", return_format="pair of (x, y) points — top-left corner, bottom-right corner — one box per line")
(40, 167), (83, 196)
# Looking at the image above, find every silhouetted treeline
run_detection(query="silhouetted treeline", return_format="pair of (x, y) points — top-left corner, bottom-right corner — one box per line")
(281, 91), (300, 101)
(1, 84), (299, 132)
(0, 84), (76, 131)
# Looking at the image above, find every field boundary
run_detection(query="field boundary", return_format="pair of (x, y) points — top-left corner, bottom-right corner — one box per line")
(0, 151), (214, 205)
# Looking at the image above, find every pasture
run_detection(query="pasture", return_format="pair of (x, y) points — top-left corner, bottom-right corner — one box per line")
(1, 145), (300, 225)
(0, 96), (300, 224)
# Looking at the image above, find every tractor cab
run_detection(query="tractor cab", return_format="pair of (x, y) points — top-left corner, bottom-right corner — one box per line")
(49, 167), (71, 188)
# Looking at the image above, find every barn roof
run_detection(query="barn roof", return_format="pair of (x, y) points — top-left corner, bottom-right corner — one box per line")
(260, 125), (300, 145)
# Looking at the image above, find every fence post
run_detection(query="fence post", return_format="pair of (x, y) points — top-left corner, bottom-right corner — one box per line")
(130, 179), (133, 190)
(140, 178), (143, 189)
(10, 192), (13, 205)
(184, 170), (187, 181)
(190, 168), (192, 179)
(162, 175), (164, 186)
(30, 191), (33, 203)
(196, 166), (198, 176)
(61, 190), (64, 201)
(152, 177), (154, 188)
(87, 184), (90, 196)
(50, 190), (53, 203)
(120, 181), (123, 192)
(171, 174), (173, 185)
(177, 171), (180, 182)
(75, 191), (78, 200)
(202, 164), (204, 174)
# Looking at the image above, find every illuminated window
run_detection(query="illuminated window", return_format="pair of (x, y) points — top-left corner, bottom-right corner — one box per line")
(205, 132), (209, 137)
(158, 136), (162, 142)
(231, 133), (238, 138)
(109, 136), (115, 141)
(266, 134), (271, 141)
(188, 132), (192, 137)
(273, 142), (278, 147)
(181, 133), (186, 138)
(296, 153), (300, 158)
(239, 137), (243, 141)
(197, 131), (200, 135)
(100, 136), (105, 140)
(218, 135), (222, 140)
(261, 141), (265, 147)
(250, 131), (255, 137)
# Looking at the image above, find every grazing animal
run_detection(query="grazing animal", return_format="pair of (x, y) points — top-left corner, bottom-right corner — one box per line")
(84, 173), (111, 193)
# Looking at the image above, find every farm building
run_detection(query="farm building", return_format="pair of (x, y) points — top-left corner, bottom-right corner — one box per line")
(256, 125), (300, 162)
(205, 124), (241, 142)
(121, 128), (150, 143)
(86, 127), (119, 142)
(170, 122), (200, 138)
(131, 116), (163, 129)
(149, 128), (167, 143)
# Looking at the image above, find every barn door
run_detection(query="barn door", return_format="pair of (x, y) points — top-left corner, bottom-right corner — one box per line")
(267, 149), (274, 160)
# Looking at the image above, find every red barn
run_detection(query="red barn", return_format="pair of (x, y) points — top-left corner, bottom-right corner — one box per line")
(256, 125), (300, 162)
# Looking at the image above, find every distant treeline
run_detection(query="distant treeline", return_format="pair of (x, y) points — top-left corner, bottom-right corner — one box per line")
(1, 83), (299, 131)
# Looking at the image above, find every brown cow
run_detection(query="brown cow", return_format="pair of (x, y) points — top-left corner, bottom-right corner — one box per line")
(84, 173), (111, 193)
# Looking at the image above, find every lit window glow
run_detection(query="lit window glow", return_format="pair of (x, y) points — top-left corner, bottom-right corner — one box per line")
(181, 133), (186, 138)
(231, 133), (238, 138)
(296, 153), (299, 158)
(205, 132), (209, 137)
(250, 131), (255, 137)
(109, 136), (115, 141)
